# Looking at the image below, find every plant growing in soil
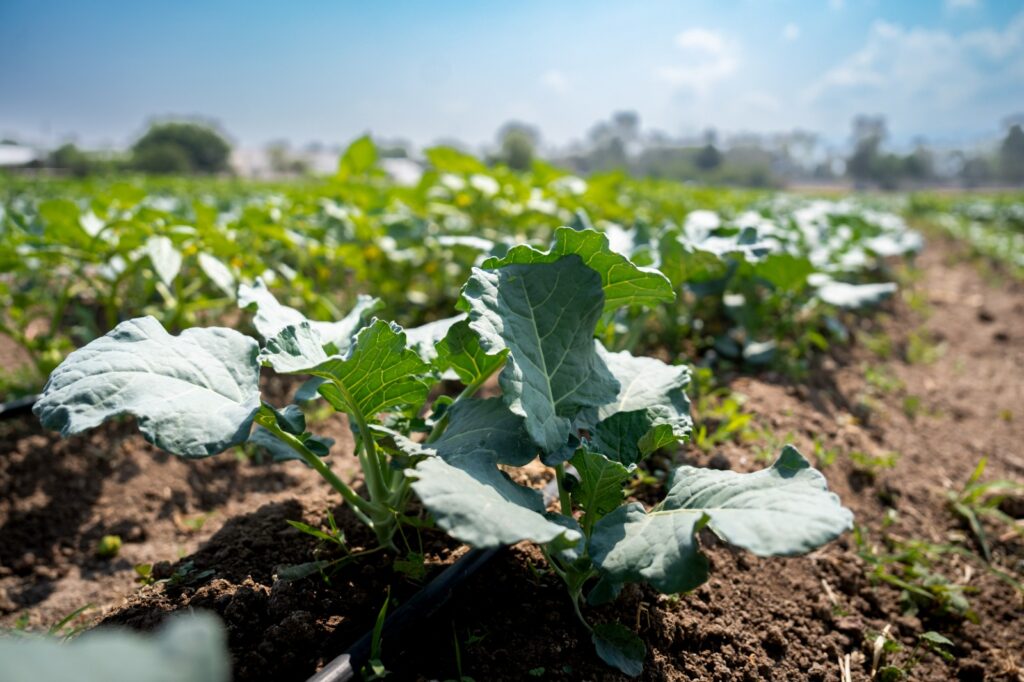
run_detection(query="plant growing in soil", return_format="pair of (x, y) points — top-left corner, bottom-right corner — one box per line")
(32, 272), (436, 548)
(34, 228), (853, 674)
(395, 241), (854, 675)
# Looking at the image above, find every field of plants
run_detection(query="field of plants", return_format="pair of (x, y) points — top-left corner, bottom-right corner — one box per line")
(0, 139), (1022, 682)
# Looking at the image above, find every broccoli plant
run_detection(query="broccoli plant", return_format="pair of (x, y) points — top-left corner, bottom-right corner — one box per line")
(33, 227), (852, 674)
(402, 242), (853, 675)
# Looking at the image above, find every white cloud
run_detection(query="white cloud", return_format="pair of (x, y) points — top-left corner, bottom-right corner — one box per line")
(783, 23), (801, 41)
(540, 69), (568, 94)
(803, 13), (1024, 132)
(657, 28), (739, 91)
(946, 0), (979, 9)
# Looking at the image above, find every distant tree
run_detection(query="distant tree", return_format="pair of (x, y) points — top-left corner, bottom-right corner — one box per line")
(999, 124), (1024, 184)
(961, 155), (993, 188)
(903, 143), (934, 183)
(496, 121), (540, 171)
(49, 143), (95, 177)
(132, 121), (231, 174)
(847, 115), (887, 186)
(695, 143), (722, 171)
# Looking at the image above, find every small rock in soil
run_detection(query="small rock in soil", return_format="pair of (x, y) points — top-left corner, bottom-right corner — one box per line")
(762, 626), (787, 658)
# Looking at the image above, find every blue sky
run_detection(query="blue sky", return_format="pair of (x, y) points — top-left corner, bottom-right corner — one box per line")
(1, 0), (1022, 150)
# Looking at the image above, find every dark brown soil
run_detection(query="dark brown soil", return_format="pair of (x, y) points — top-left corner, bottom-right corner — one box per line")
(1, 237), (1022, 681)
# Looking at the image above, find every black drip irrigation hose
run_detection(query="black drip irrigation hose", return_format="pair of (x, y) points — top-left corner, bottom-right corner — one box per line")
(0, 394), (39, 420)
(306, 479), (560, 682)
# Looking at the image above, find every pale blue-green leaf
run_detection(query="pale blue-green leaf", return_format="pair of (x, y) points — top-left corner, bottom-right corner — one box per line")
(463, 257), (620, 455)
(579, 345), (692, 464)
(248, 427), (334, 465)
(385, 398), (537, 467)
(571, 447), (630, 523)
(0, 611), (228, 682)
(589, 503), (710, 594)
(239, 279), (382, 352)
(408, 450), (579, 548)
(260, 322), (329, 374)
(34, 317), (260, 458)
(664, 445), (853, 556)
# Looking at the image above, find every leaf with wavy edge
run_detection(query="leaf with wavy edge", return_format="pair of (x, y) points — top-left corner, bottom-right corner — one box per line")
(590, 447), (852, 594)
(482, 227), (674, 311)
(34, 316), (260, 458)
(462, 256), (620, 456)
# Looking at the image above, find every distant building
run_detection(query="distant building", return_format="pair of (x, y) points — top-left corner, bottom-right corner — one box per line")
(0, 143), (39, 167)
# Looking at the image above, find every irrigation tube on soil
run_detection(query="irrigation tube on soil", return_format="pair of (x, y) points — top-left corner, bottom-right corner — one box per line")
(306, 479), (560, 682)
(0, 395), (39, 420)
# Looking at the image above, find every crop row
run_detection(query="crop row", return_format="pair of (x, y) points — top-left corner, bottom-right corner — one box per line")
(1, 140), (942, 676)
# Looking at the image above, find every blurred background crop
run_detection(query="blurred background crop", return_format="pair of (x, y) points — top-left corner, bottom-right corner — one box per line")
(1, 0), (1022, 189)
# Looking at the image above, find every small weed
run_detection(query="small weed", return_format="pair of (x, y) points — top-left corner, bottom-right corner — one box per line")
(901, 288), (932, 318)
(874, 630), (955, 681)
(813, 438), (839, 468)
(393, 552), (427, 582)
(865, 364), (903, 394)
(861, 330), (894, 360)
(362, 588), (391, 681)
(906, 329), (944, 365)
(95, 534), (122, 558)
(751, 429), (797, 463)
(947, 458), (1024, 563)
(854, 523), (976, 620)
(850, 450), (900, 476)
(690, 370), (756, 452)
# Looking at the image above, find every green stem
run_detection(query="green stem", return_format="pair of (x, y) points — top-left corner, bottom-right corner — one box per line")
(425, 359), (505, 444)
(326, 380), (390, 506)
(258, 417), (377, 523)
(554, 463), (573, 517)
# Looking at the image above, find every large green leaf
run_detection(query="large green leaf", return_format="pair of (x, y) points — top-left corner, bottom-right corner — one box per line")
(408, 449), (578, 548)
(434, 319), (508, 386)
(589, 502), (710, 594)
(590, 447), (851, 593)
(0, 613), (229, 682)
(34, 316), (260, 458)
(310, 320), (431, 418)
(482, 227), (674, 311)
(579, 345), (692, 465)
(664, 445), (853, 555)
(386, 398), (537, 467)
(431, 397), (538, 465)
(462, 257), (620, 456)
(238, 279), (381, 352)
